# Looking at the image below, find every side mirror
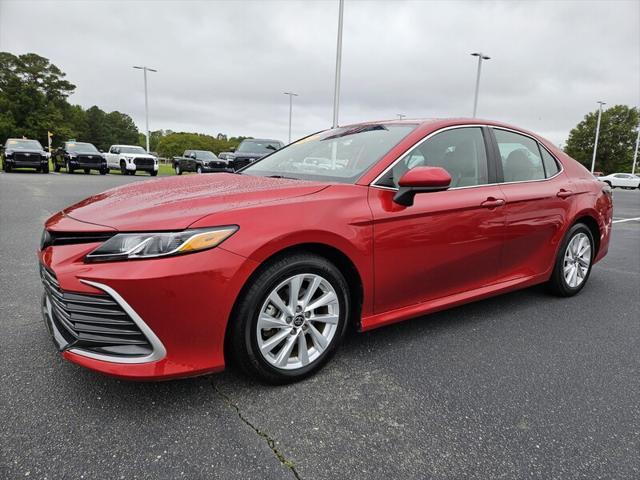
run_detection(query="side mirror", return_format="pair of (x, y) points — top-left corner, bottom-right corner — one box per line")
(393, 166), (451, 206)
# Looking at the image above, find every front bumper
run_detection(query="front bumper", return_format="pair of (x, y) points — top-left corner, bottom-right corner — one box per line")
(39, 240), (258, 380)
(6, 157), (47, 168)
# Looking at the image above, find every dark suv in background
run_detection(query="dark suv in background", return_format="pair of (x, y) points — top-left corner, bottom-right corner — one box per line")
(53, 141), (107, 175)
(173, 150), (230, 174)
(1, 138), (49, 173)
(218, 138), (283, 171)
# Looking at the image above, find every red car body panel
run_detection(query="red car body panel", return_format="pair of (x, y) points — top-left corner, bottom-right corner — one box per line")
(39, 119), (613, 380)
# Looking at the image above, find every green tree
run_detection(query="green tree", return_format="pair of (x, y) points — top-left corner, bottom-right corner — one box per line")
(565, 105), (639, 174)
(156, 132), (245, 158)
(0, 52), (75, 145)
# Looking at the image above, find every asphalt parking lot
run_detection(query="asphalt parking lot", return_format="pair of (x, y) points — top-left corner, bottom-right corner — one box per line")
(1, 171), (638, 480)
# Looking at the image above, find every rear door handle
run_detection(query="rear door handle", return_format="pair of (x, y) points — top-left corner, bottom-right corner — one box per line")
(480, 197), (505, 208)
(557, 189), (573, 199)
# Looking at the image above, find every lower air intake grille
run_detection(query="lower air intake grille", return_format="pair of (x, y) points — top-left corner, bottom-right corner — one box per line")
(40, 265), (153, 357)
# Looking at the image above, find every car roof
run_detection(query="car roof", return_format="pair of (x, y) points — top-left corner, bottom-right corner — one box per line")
(337, 118), (552, 147)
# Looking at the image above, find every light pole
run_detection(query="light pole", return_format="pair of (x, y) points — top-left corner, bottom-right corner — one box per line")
(283, 92), (298, 144)
(471, 52), (490, 118)
(133, 65), (157, 153)
(590, 101), (606, 173)
(632, 117), (640, 175)
(332, 0), (344, 128)
(397, 114), (406, 120)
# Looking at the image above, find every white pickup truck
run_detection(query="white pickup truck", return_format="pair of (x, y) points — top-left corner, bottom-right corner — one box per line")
(105, 145), (159, 176)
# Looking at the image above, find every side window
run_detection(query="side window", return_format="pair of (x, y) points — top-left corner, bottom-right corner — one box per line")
(494, 129), (545, 182)
(377, 127), (489, 188)
(540, 147), (560, 177)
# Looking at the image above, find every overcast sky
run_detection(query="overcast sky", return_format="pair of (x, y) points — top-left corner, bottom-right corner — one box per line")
(1, 0), (638, 146)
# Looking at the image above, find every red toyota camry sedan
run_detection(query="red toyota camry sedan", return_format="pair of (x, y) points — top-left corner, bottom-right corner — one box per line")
(39, 119), (613, 383)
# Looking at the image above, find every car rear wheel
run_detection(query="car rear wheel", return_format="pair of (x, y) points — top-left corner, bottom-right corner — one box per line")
(229, 253), (350, 384)
(548, 223), (594, 296)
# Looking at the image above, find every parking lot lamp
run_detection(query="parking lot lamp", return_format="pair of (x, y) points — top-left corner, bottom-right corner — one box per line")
(590, 101), (606, 173)
(471, 52), (490, 117)
(632, 116), (639, 175)
(284, 92), (298, 144)
(133, 66), (157, 153)
(332, 0), (344, 128)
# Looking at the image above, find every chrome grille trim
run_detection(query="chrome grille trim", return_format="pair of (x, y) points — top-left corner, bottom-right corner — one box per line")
(39, 265), (166, 363)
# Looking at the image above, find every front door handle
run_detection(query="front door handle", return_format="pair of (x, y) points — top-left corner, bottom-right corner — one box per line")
(557, 189), (573, 199)
(480, 197), (505, 209)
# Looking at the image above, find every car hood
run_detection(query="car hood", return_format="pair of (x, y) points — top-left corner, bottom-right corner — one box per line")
(229, 152), (271, 159)
(7, 149), (46, 155)
(122, 153), (155, 159)
(60, 173), (328, 231)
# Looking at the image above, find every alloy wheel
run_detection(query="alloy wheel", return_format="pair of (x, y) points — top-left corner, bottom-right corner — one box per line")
(256, 273), (340, 370)
(563, 232), (591, 288)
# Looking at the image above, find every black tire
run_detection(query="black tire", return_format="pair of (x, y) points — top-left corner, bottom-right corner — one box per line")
(84, 168), (90, 174)
(548, 223), (595, 297)
(197, 165), (203, 174)
(54, 161), (61, 172)
(42, 165), (49, 174)
(228, 253), (350, 384)
(120, 161), (127, 176)
(175, 164), (182, 175)
(99, 168), (107, 175)
(36, 167), (42, 173)
(65, 160), (73, 173)
(5, 163), (11, 172)
(150, 170), (158, 176)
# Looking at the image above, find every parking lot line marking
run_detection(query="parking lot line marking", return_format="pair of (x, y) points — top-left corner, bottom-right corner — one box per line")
(612, 217), (640, 224)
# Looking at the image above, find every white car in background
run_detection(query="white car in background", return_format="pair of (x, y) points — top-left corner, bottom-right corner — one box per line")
(105, 145), (158, 176)
(597, 172), (640, 189)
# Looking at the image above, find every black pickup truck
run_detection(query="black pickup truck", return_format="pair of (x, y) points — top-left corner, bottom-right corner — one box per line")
(172, 150), (230, 175)
(1, 138), (50, 173)
(218, 139), (283, 171)
(53, 141), (108, 174)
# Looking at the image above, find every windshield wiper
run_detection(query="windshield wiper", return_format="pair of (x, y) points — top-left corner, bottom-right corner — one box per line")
(266, 175), (300, 180)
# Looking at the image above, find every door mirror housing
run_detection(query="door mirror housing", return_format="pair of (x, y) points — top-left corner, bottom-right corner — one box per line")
(393, 166), (451, 206)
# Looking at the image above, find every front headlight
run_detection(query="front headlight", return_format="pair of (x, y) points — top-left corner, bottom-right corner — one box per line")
(85, 226), (238, 263)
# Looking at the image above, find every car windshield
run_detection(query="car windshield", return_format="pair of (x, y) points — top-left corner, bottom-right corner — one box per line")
(6, 139), (43, 150)
(119, 146), (146, 154)
(242, 124), (417, 183)
(67, 142), (99, 153)
(237, 140), (281, 154)
(195, 151), (217, 160)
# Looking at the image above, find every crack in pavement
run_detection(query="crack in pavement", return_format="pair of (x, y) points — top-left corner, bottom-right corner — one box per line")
(212, 380), (302, 480)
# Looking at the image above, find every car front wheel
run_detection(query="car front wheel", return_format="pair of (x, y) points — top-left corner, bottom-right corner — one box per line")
(548, 223), (594, 296)
(229, 253), (350, 384)
(175, 165), (182, 175)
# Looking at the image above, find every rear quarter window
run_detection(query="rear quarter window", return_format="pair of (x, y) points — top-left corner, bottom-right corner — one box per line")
(540, 147), (560, 178)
